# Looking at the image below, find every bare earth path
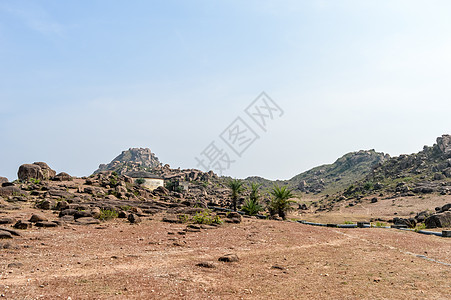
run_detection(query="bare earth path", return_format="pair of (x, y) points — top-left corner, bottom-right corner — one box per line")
(1, 217), (450, 299)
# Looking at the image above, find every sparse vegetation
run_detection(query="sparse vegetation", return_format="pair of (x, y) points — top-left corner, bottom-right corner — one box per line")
(193, 211), (222, 225)
(135, 178), (145, 185)
(242, 183), (264, 216)
(268, 185), (295, 220)
(229, 178), (245, 211)
(99, 209), (118, 221)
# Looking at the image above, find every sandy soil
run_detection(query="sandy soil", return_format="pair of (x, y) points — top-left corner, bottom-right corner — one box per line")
(1, 211), (450, 299)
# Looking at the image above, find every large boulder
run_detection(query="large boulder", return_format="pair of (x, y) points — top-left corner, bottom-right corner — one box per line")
(33, 162), (56, 179)
(425, 211), (451, 228)
(17, 162), (56, 181)
(0, 177), (8, 184)
(18, 164), (44, 181)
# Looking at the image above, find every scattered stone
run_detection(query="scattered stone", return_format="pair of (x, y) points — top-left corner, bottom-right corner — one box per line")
(218, 254), (239, 263)
(0, 227), (20, 236)
(53, 172), (72, 181)
(35, 221), (58, 228)
(0, 230), (12, 239)
(75, 217), (100, 225)
(29, 214), (48, 223)
(7, 262), (23, 269)
(128, 214), (142, 224)
(14, 220), (32, 229)
(271, 265), (286, 270)
(59, 209), (77, 217)
(59, 215), (75, 222)
(74, 210), (92, 219)
(196, 261), (216, 268)
(0, 218), (14, 225)
(90, 207), (101, 219)
(37, 200), (56, 210)
(118, 211), (128, 218)
(371, 197), (378, 203)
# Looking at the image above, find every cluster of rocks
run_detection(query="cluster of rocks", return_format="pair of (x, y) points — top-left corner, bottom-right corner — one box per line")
(370, 134), (451, 191)
(388, 203), (451, 229)
(0, 159), (238, 232)
(94, 148), (162, 175)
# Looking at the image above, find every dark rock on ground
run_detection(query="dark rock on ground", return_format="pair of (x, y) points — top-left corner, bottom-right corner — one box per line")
(128, 214), (142, 224)
(59, 209), (77, 217)
(35, 221), (58, 228)
(196, 261), (216, 268)
(59, 215), (75, 222)
(0, 227), (21, 236)
(425, 211), (451, 228)
(14, 220), (32, 229)
(29, 214), (48, 223)
(218, 254), (239, 263)
(393, 217), (416, 228)
(74, 210), (93, 219)
(0, 230), (13, 239)
(0, 218), (14, 225)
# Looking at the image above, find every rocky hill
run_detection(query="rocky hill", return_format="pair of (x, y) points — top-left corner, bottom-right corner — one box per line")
(94, 148), (162, 175)
(341, 134), (451, 198)
(312, 134), (451, 214)
(244, 150), (390, 195)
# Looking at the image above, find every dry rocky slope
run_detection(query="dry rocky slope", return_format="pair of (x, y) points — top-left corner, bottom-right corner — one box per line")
(244, 150), (390, 194)
(312, 134), (451, 228)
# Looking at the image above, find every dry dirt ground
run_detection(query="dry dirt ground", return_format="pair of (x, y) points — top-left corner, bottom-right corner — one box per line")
(1, 210), (450, 299)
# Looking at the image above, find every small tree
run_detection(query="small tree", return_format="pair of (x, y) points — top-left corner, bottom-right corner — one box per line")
(269, 185), (295, 220)
(242, 183), (263, 216)
(229, 178), (245, 211)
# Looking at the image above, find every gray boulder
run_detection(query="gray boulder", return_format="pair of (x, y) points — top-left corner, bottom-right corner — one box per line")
(425, 211), (451, 228)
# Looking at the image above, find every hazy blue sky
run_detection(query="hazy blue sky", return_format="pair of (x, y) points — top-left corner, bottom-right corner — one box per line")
(1, 0), (450, 181)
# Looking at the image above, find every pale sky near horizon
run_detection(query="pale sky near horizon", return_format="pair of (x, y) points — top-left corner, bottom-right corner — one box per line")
(1, 0), (450, 181)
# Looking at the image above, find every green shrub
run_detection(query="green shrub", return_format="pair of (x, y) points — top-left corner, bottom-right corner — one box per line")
(193, 211), (222, 225)
(372, 221), (386, 228)
(135, 178), (145, 185)
(178, 214), (190, 223)
(99, 209), (118, 221)
(414, 223), (426, 232)
(29, 178), (41, 184)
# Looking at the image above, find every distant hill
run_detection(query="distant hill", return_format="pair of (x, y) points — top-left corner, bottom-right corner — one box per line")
(94, 148), (162, 175)
(345, 134), (451, 196)
(244, 150), (390, 194)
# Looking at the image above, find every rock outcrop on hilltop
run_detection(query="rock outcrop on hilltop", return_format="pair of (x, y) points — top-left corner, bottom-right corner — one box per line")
(94, 148), (162, 175)
(18, 162), (56, 181)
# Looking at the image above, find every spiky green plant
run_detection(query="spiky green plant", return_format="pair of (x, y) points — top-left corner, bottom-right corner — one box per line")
(268, 185), (295, 220)
(229, 178), (245, 211)
(242, 183), (263, 216)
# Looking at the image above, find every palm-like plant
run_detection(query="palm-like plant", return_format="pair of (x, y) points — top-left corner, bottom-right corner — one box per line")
(242, 183), (263, 216)
(269, 185), (295, 220)
(229, 178), (245, 211)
